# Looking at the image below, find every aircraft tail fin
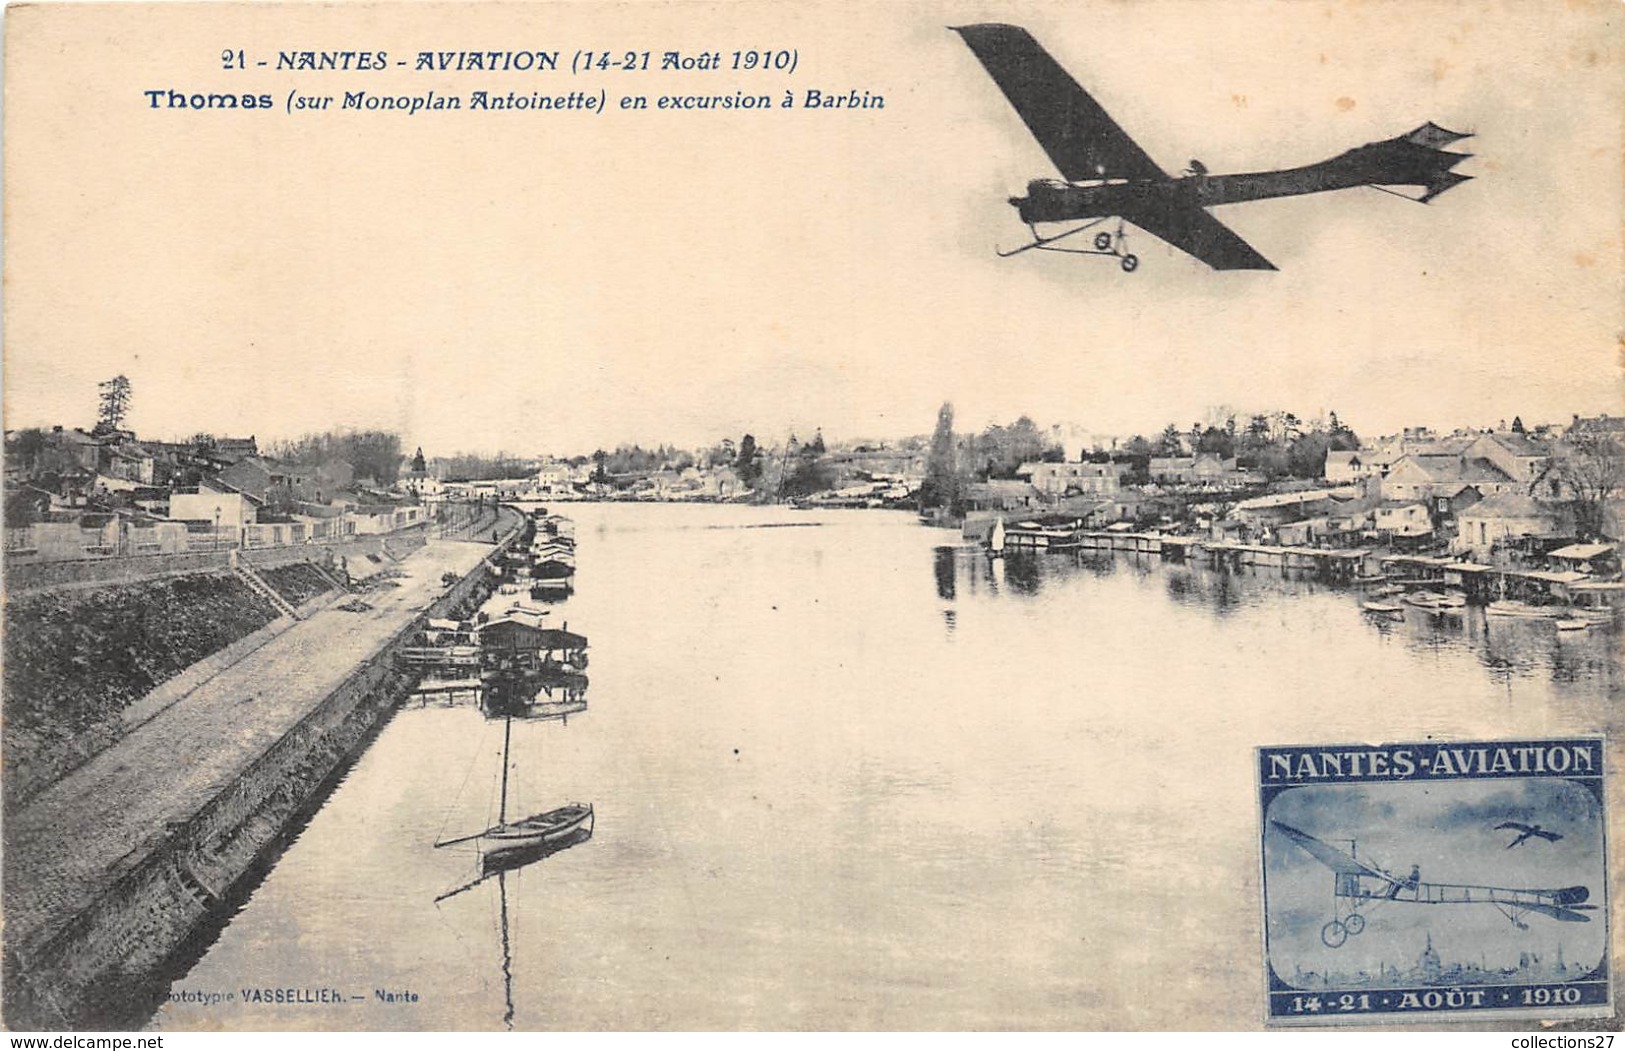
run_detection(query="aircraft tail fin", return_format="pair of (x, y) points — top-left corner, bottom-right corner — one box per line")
(1405, 122), (1473, 149)
(1339, 126), (1474, 203)
(1421, 170), (1473, 203)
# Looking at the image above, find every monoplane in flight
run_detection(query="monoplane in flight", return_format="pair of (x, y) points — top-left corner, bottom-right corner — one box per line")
(1272, 821), (1594, 948)
(952, 24), (1473, 271)
(1496, 821), (1563, 850)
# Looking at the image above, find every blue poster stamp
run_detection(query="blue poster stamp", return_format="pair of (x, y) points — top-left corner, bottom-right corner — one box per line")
(1259, 738), (1611, 1025)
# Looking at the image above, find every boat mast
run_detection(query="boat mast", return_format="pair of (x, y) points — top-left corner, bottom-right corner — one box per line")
(499, 714), (512, 826)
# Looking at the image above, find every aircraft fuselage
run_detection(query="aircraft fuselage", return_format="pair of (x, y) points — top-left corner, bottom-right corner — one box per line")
(1011, 140), (1464, 226)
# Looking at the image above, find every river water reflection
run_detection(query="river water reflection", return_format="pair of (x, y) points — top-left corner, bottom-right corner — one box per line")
(156, 504), (1622, 1030)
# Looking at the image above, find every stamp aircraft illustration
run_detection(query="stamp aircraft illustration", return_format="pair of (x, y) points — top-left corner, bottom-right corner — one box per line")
(952, 24), (1473, 271)
(1272, 821), (1596, 949)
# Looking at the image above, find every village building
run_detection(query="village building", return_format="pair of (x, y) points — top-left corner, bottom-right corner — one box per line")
(965, 480), (1042, 513)
(1323, 450), (1379, 484)
(1016, 460), (1130, 497)
(1373, 501), (1434, 544)
(1231, 489), (1338, 536)
(534, 459), (574, 495)
(1380, 451), (1520, 504)
(1454, 492), (1569, 563)
(1147, 453), (1249, 487)
(1463, 431), (1552, 483)
(1565, 414), (1625, 442)
(168, 489), (260, 543)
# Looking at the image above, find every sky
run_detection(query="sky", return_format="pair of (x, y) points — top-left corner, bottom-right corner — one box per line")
(4, 1), (1621, 456)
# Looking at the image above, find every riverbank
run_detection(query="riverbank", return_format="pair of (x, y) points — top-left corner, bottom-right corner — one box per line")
(2, 512), (522, 1029)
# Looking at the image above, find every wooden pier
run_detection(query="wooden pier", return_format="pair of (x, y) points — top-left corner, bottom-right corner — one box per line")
(989, 522), (1623, 608)
(998, 523), (1370, 582)
(1202, 542), (1370, 582)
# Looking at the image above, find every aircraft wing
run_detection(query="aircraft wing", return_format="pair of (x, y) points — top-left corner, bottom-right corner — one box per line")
(1271, 822), (1389, 879)
(1124, 202), (1278, 271)
(1519, 901), (1595, 923)
(953, 24), (1167, 183)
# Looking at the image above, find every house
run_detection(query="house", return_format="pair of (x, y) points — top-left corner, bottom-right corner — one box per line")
(1053, 495), (1117, 527)
(1463, 431), (1551, 484)
(703, 465), (745, 499)
(292, 502), (352, 541)
(535, 460), (573, 494)
(1565, 415), (1625, 442)
(1017, 460), (1129, 497)
(105, 442), (157, 485)
(1381, 453), (1517, 503)
(1429, 483), (1483, 523)
(1374, 501), (1434, 539)
(1323, 450), (1374, 484)
(168, 489), (259, 541)
(215, 456), (299, 507)
(39, 427), (107, 473)
(1232, 489), (1336, 533)
(1148, 453), (1243, 486)
(1277, 516), (1332, 547)
(1454, 492), (1568, 562)
(965, 480), (1041, 512)
(212, 436), (259, 463)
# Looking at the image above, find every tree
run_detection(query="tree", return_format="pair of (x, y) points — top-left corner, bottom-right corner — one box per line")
(411, 447), (427, 474)
(735, 434), (761, 486)
(782, 456), (834, 498)
(1548, 435), (1624, 540)
(96, 375), (132, 432)
(1154, 424), (1184, 457)
(705, 438), (736, 468)
(921, 402), (961, 511)
(1196, 425), (1235, 458)
(8, 428), (47, 472)
(273, 429), (403, 485)
(809, 428), (827, 455)
(1512, 416), (1526, 435)
(1326, 412), (1361, 452)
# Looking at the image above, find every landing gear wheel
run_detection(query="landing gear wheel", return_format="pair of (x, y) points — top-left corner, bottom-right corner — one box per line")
(1321, 919), (1348, 948)
(1120, 254), (1139, 273)
(1093, 232), (1113, 250)
(1344, 914), (1365, 935)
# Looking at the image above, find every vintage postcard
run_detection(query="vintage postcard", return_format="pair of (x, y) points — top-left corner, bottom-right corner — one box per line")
(3, 0), (1622, 1034)
(1260, 739), (1611, 1025)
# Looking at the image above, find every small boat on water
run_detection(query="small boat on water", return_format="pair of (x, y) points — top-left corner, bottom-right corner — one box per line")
(1555, 619), (1591, 632)
(988, 517), (1006, 558)
(480, 803), (594, 867)
(1487, 600), (1566, 619)
(437, 713), (594, 872)
(1362, 602), (1404, 616)
(1403, 590), (1467, 613)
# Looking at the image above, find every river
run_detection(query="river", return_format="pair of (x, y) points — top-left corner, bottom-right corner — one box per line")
(153, 503), (1622, 1030)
